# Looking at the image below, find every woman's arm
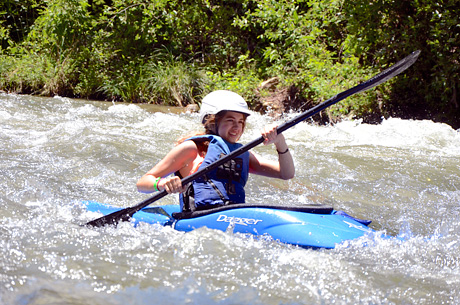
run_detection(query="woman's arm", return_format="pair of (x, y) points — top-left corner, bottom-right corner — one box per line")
(249, 125), (295, 180)
(136, 140), (199, 193)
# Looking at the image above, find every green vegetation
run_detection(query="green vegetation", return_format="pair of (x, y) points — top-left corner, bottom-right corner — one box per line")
(1, 0), (459, 128)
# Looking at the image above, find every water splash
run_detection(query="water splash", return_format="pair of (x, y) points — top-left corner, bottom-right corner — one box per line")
(1, 93), (459, 304)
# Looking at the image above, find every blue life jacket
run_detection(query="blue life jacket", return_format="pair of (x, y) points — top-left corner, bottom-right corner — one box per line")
(179, 135), (249, 210)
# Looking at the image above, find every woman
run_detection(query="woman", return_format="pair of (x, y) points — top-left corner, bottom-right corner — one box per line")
(136, 90), (295, 211)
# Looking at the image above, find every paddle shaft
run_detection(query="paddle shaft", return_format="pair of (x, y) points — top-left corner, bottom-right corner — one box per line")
(86, 50), (420, 227)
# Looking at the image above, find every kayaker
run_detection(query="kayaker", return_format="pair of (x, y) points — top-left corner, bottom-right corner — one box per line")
(136, 90), (295, 211)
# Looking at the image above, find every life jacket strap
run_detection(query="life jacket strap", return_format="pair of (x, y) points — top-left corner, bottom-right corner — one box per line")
(182, 183), (196, 212)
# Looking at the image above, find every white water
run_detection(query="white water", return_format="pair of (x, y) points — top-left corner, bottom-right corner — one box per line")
(1, 93), (459, 304)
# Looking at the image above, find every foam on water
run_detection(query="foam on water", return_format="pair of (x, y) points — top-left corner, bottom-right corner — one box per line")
(1, 93), (459, 304)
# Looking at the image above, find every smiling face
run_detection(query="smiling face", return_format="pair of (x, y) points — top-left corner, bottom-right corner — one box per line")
(216, 111), (247, 143)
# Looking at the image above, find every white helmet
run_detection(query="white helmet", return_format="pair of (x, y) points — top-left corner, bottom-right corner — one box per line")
(199, 90), (251, 123)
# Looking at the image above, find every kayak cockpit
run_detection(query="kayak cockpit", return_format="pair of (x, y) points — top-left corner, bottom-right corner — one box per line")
(171, 203), (334, 220)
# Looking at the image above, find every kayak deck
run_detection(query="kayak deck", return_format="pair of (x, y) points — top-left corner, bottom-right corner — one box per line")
(82, 201), (374, 249)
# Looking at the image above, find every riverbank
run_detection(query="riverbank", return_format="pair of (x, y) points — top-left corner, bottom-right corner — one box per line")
(2, 1), (459, 129)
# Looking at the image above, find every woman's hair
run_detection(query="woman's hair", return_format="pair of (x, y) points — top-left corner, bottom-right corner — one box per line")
(203, 112), (223, 135)
(175, 114), (220, 152)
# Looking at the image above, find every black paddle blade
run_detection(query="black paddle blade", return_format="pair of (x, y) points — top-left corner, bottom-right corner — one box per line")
(354, 49), (421, 93)
(86, 190), (168, 227)
(277, 50), (421, 134)
(85, 208), (134, 227)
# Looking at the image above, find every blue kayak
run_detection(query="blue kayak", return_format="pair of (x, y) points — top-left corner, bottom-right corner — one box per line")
(82, 201), (375, 249)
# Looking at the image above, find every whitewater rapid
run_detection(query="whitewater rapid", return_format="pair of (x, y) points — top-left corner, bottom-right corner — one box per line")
(1, 93), (459, 304)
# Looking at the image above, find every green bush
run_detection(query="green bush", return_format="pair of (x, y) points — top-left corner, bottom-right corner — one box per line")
(143, 58), (207, 106)
(0, 52), (50, 94)
(0, 0), (43, 50)
(343, 0), (460, 127)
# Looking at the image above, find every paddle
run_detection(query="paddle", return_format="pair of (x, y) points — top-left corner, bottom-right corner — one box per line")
(86, 50), (420, 228)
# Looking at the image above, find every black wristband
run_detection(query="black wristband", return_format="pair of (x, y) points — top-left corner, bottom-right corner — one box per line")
(277, 148), (289, 155)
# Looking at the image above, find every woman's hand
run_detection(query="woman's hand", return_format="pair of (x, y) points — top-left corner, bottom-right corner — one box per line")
(261, 124), (288, 151)
(158, 176), (187, 194)
(261, 124), (283, 145)
(253, 124), (294, 180)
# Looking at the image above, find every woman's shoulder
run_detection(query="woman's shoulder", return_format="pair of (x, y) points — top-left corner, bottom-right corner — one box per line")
(187, 134), (215, 143)
(176, 138), (200, 151)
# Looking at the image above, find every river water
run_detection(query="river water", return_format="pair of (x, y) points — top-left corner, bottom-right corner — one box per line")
(0, 93), (459, 304)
